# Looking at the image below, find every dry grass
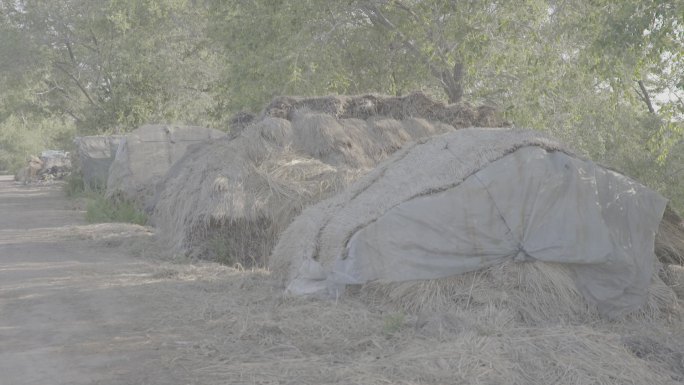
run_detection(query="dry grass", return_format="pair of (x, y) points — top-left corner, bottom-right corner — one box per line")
(361, 261), (681, 325)
(656, 206), (684, 266)
(263, 91), (504, 128)
(67, 221), (684, 385)
(139, 260), (684, 385)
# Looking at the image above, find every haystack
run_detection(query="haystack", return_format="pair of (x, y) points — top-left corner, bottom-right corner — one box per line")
(656, 206), (684, 265)
(75, 135), (123, 189)
(106, 124), (226, 205)
(152, 93), (497, 264)
(271, 128), (679, 319)
(262, 91), (500, 127)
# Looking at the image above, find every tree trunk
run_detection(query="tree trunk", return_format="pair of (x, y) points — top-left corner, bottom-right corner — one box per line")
(443, 62), (464, 104)
(637, 80), (655, 114)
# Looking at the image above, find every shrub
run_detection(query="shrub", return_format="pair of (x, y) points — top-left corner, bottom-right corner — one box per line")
(0, 115), (75, 173)
(85, 193), (147, 225)
(64, 173), (86, 197)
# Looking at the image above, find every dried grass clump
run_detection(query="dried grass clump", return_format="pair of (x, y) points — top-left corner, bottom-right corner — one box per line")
(361, 261), (680, 325)
(108, 236), (682, 384)
(656, 205), (684, 266)
(263, 91), (504, 128)
(180, 268), (683, 384)
(154, 93), (492, 265)
(377, 325), (681, 385)
(661, 264), (684, 299)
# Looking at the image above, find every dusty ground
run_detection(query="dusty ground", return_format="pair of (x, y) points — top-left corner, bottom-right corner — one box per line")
(0, 176), (268, 384)
(1, 175), (683, 385)
(0, 176), (401, 385)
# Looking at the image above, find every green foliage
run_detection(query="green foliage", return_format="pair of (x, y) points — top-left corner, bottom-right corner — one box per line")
(0, 0), (223, 134)
(1, 0), (682, 208)
(64, 173), (86, 197)
(382, 313), (406, 336)
(0, 115), (75, 172)
(85, 193), (147, 225)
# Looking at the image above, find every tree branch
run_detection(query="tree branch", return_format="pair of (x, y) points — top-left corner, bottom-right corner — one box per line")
(390, 0), (419, 22)
(637, 80), (655, 113)
(361, 4), (448, 87)
(361, 2), (464, 102)
(53, 62), (103, 111)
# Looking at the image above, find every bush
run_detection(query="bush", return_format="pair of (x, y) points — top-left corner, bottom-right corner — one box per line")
(85, 193), (147, 225)
(0, 115), (75, 173)
(64, 173), (86, 197)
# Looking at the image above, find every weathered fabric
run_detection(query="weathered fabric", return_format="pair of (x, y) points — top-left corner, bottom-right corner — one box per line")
(273, 128), (667, 318)
(106, 125), (225, 204)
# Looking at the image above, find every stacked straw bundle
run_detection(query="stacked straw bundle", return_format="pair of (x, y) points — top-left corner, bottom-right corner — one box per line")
(271, 128), (683, 321)
(152, 92), (499, 264)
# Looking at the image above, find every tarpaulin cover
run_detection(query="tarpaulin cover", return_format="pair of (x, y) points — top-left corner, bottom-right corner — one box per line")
(76, 136), (123, 188)
(276, 129), (667, 318)
(106, 125), (225, 204)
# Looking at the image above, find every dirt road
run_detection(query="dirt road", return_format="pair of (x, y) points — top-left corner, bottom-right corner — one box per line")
(0, 176), (252, 385)
(2, 176), (682, 385)
(0, 176), (400, 385)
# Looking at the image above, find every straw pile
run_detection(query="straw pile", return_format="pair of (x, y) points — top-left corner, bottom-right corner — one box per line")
(262, 91), (501, 127)
(271, 128), (682, 321)
(359, 261), (680, 324)
(131, 263), (683, 384)
(656, 206), (684, 266)
(152, 93), (499, 264)
(184, 281), (684, 384)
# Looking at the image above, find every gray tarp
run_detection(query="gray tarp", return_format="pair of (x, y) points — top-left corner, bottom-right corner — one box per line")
(276, 129), (667, 318)
(106, 125), (226, 205)
(76, 136), (123, 188)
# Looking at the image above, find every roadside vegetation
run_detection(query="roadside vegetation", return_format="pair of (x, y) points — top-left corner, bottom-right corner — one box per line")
(64, 172), (147, 226)
(84, 194), (147, 226)
(1, 1), (682, 210)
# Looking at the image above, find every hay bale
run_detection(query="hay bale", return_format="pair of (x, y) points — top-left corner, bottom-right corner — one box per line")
(153, 92), (494, 265)
(106, 124), (226, 206)
(152, 117), (453, 264)
(152, 117), (350, 260)
(272, 128), (677, 319)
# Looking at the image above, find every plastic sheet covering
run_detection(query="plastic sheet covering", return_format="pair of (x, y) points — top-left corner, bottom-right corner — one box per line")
(75, 136), (123, 188)
(298, 147), (666, 318)
(106, 125), (226, 204)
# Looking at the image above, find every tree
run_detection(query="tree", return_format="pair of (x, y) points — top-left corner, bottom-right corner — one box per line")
(1, 0), (683, 209)
(0, 0), (223, 134)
